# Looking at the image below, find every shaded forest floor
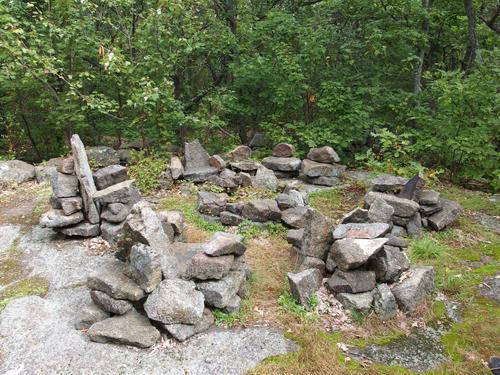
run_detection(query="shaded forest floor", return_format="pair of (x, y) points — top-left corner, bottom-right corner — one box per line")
(1, 176), (499, 374)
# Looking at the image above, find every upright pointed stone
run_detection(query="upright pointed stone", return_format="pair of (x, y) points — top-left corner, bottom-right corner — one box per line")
(71, 134), (100, 224)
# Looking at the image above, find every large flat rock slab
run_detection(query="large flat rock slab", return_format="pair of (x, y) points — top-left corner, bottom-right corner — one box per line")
(0, 289), (298, 375)
(0, 224), (21, 253)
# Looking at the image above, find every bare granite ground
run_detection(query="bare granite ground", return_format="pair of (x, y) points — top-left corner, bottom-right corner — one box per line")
(0, 224), (298, 375)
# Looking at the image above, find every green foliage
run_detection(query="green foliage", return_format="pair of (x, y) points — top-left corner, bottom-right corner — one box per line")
(212, 309), (245, 328)
(127, 151), (167, 194)
(409, 235), (448, 261)
(237, 220), (288, 240)
(278, 291), (318, 319)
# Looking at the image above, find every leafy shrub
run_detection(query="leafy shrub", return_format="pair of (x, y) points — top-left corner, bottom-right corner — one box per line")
(128, 150), (168, 194)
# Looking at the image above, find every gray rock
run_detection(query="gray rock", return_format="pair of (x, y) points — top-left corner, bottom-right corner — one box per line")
(85, 146), (120, 168)
(170, 156), (184, 179)
(51, 172), (79, 198)
(57, 157), (75, 174)
(238, 172), (253, 187)
(306, 146), (340, 164)
(90, 290), (133, 315)
(183, 139), (218, 182)
(229, 160), (261, 173)
(34, 165), (57, 183)
(332, 223), (391, 240)
(330, 238), (388, 271)
(196, 271), (246, 308)
(144, 279), (205, 324)
(219, 167), (238, 180)
(287, 228), (304, 248)
(0, 160), (35, 183)
(301, 159), (345, 178)
(392, 215), (408, 227)
(419, 190), (440, 206)
(209, 155), (226, 170)
(231, 255), (252, 280)
(298, 256), (326, 275)
(241, 199), (281, 222)
(159, 170), (173, 191)
(101, 202), (133, 223)
(163, 308), (214, 342)
(365, 191), (420, 218)
(40, 209), (84, 228)
(420, 204), (443, 217)
(125, 243), (162, 293)
(74, 302), (110, 330)
(254, 166), (279, 191)
(48, 194), (61, 209)
(340, 207), (369, 224)
(100, 220), (124, 244)
(220, 211), (244, 226)
(373, 284), (397, 320)
(60, 196), (83, 215)
(287, 268), (322, 306)
(407, 212), (423, 238)
(275, 190), (305, 210)
(281, 206), (308, 229)
(93, 165), (128, 190)
(207, 174), (239, 190)
(385, 236), (408, 248)
(248, 132), (269, 148)
(392, 267), (435, 313)
(391, 225), (407, 237)
(197, 191), (228, 216)
(369, 174), (408, 193)
(326, 269), (376, 293)
(157, 210), (185, 237)
(272, 143), (295, 157)
(117, 201), (178, 279)
(398, 171), (425, 201)
(204, 232), (246, 256)
(369, 245), (410, 283)
(224, 294), (242, 314)
(428, 199), (462, 231)
(326, 251), (337, 273)
(87, 261), (145, 301)
(336, 291), (373, 314)
(368, 198), (394, 224)
(185, 253), (234, 280)
(300, 209), (332, 260)
(305, 176), (342, 186)
(117, 149), (131, 164)
(58, 222), (100, 237)
(261, 156), (302, 172)
(71, 135), (100, 224)
(93, 179), (141, 204)
(478, 273), (500, 303)
(88, 309), (160, 348)
(228, 145), (252, 161)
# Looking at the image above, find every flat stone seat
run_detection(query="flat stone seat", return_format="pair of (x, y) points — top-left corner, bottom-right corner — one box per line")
(183, 167), (218, 182)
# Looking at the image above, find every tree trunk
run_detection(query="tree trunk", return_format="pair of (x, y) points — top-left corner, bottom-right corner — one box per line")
(463, 0), (479, 71)
(413, 0), (430, 94)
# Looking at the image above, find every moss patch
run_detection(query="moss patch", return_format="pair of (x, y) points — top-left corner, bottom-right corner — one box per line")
(0, 276), (49, 311)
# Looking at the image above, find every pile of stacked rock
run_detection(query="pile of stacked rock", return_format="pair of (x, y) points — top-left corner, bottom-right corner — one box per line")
(83, 201), (251, 347)
(300, 146), (346, 187)
(261, 143), (302, 179)
(39, 135), (141, 241)
(286, 173), (461, 319)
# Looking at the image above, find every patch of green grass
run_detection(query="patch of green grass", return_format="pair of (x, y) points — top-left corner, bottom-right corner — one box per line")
(265, 223), (288, 239)
(237, 220), (288, 240)
(160, 196), (225, 233)
(438, 184), (500, 216)
(0, 276), (49, 311)
(409, 235), (448, 261)
(212, 309), (245, 328)
(349, 310), (368, 325)
(277, 291), (318, 320)
(308, 188), (343, 218)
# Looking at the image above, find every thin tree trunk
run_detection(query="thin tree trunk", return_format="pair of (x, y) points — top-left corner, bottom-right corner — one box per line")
(413, 0), (430, 94)
(463, 0), (479, 71)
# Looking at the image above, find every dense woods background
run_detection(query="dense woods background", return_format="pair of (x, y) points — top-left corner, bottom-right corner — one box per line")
(0, 0), (498, 188)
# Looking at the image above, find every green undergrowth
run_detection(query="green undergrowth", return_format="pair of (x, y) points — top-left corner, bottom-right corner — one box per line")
(277, 291), (319, 321)
(0, 276), (49, 311)
(437, 184), (500, 216)
(237, 220), (288, 240)
(308, 182), (366, 221)
(159, 195), (225, 233)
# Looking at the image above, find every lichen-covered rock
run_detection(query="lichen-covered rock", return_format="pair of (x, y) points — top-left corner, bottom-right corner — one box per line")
(185, 253), (234, 280)
(197, 191), (228, 216)
(298, 257), (326, 275)
(287, 228), (304, 248)
(163, 308), (214, 342)
(209, 155), (226, 170)
(340, 208), (369, 224)
(100, 202), (133, 223)
(203, 232), (246, 256)
(170, 156), (184, 179)
(272, 143), (295, 158)
(281, 206), (308, 229)
(369, 174), (408, 193)
(306, 146), (340, 164)
(326, 269), (376, 294)
(300, 209), (332, 260)
(51, 172), (79, 198)
(0, 160), (35, 183)
(336, 291), (373, 314)
(59, 197), (83, 215)
(301, 159), (345, 178)
(254, 166), (279, 191)
(58, 221), (100, 237)
(373, 283), (397, 320)
(40, 209), (84, 228)
(228, 145), (252, 161)
(100, 220), (124, 244)
(220, 211), (244, 226)
(428, 199), (461, 231)
(365, 191), (420, 218)
(241, 199), (281, 222)
(92, 180), (141, 204)
(287, 268), (322, 306)
(183, 140), (218, 182)
(261, 156), (302, 172)
(85, 146), (120, 168)
(144, 279), (205, 324)
(87, 309), (160, 348)
(332, 223), (391, 240)
(368, 198), (394, 224)
(90, 290), (133, 315)
(369, 245), (410, 283)
(392, 267), (435, 313)
(305, 176), (342, 187)
(407, 212), (423, 238)
(93, 165), (128, 190)
(419, 190), (440, 206)
(196, 271), (246, 309)
(330, 238), (388, 271)
(275, 190), (305, 210)
(125, 243), (162, 293)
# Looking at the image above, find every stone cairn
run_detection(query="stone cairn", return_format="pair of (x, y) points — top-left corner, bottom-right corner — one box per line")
(39, 134), (141, 241)
(286, 173), (462, 318)
(39, 135), (251, 347)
